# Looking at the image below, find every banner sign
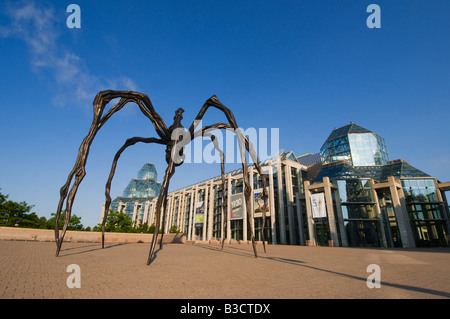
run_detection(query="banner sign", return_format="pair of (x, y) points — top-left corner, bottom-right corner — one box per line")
(254, 189), (269, 217)
(195, 201), (205, 226)
(230, 193), (243, 220)
(310, 193), (327, 218)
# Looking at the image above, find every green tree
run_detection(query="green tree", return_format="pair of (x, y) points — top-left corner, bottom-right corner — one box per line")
(0, 189), (88, 230)
(148, 223), (163, 234)
(0, 189), (35, 227)
(46, 212), (84, 231)
(169, 225), (181, 233)
(94, 211), (133, 233)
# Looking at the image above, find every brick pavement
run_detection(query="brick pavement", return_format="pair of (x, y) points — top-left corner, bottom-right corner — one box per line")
(0, 240), (449, 299)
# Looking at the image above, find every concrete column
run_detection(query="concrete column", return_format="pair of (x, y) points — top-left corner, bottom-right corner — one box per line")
(323, 177), (339, 246)
(247, 167), (254, 242)
(192, 187), (200, 240)
(296, 196), (305, 245)
(304, 181), (316, 246)
(152, 199), (157, 226)
(202, 186), (208, 241)
(188, 188), (197, 241)
(435, 179), (450, 235)
(277, 161), (287, 244)
(164, 196), (172, 234)
(268, 165), (277, 244)
(179, 192), (185, 231)
(174, 194), (180, 229)
(208, 182), (214, 241)
(142, 201), (149, 225)
(132, 202), (138, 225)
(333, 184), (348, 247)
(388, 176), (415, 248)
(293, 167), (305, 246)
(226, 174), (232, 243)
(370, 180), (388, 248)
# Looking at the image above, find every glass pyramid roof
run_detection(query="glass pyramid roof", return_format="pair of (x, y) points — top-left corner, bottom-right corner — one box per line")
(309, 159), (430, 183)
(113, 163), (161, 203)
(325, 122), (373, 142)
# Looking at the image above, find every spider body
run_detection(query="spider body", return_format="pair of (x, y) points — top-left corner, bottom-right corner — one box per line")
(54, 91), (269, 265)
(165, 108), (185, 166)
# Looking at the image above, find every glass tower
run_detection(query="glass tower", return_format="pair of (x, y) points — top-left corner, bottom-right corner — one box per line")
(320, 122), (388, 166)
(123, 163), (161, 198)
(110, 163), (161, 218)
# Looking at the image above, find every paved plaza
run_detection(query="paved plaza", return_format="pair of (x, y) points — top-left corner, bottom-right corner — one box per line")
(0, 240), (449, 299)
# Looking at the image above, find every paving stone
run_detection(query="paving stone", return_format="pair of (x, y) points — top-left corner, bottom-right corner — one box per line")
(0, 241), (449, 299)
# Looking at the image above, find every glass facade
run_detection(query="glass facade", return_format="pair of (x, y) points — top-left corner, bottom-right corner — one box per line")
(338, 179), (381, 247)
(320, 123), (388, 166)
(402, 179), (449, 247)
(100, 123), (450, 249)
(105, 163), (162, 227)
(122, 163), (161, 198)
(348, 133), (388, 166)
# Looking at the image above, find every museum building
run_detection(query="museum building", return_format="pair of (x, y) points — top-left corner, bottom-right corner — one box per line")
(100, 123), (450, 248)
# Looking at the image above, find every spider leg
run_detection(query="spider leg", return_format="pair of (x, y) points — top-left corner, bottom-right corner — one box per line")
(202, 132), (227, 250)
(158, 186), (169, 250)
(102, 136), (165, 249)
(147, 161), (176, 265)
(193, 119), (269, 255)
(55, 90), (170, 257)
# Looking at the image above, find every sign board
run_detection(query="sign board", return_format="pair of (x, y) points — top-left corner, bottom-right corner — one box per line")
(230, 193), (243, 220)
(195, 201), (204, 226)
(254, 188), (269, 217)
(310, 193), (327, 218)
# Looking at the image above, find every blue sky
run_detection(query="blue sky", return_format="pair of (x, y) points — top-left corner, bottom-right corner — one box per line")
(1, 0), (449, 228)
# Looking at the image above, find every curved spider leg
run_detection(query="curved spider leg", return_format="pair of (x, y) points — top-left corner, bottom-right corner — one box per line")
(55, 90), (170, 257)
(196, 123), (270, 253)
(234, 128), (259, 258)
(188, 96), (255, 255)
(102, 136), (165, 249)
(55, 96), (130, 256)
(201, 131), (227, 250)
(158, 186), (169, 250)
(240, 131), (269, 253)
(191, 121), (258, 257)
(147, 160), (176, 265)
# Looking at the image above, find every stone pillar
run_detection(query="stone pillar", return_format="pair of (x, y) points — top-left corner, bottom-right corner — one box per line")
(268, 165), (277, 244)
(179, 192), (185, 231)
(247, 166), (254, 243)
(296, 196), (305, 246)
(304, 180), (316, 246)
(388, 176), (415, 248)
(370, 179), (388, 248)
(323, 177), (339, 246)
(435, 179), (450, 235)
(208, 182), (214, 241)
(132, 202), (138, 225)
(202, 186), (209, 241)
(188, 188), (197, 241)
(333, 184), (348, 247)
(226, 174), (232, 243)
(142, 201), (150, 225)
(277, 161), (287, 244)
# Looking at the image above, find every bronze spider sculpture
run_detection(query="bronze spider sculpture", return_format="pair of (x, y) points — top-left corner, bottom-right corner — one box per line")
(54, 90), (269, 265)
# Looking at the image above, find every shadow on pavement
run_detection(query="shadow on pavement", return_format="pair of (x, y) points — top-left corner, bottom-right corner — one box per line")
(190, 243), (450, 298)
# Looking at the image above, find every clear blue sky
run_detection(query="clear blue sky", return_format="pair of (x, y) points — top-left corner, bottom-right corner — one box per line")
(1, 0), (449, 228)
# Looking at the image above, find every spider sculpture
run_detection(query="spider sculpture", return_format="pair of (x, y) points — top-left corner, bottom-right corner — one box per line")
(54, 90), (269, 265)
